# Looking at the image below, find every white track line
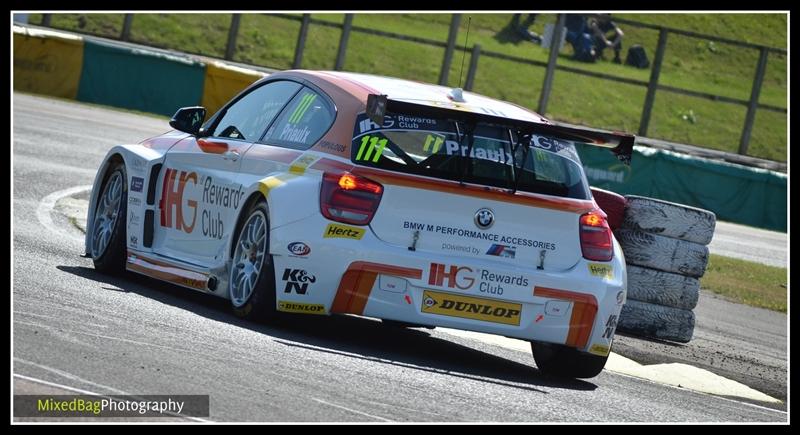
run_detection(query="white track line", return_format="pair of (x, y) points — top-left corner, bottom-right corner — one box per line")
(311, 397), (393, 422)
(36, 185), (92, 243)
(13, 372), (212, 422)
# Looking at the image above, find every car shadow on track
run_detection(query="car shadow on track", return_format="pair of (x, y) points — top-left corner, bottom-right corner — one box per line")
(58, 265), (598, 394)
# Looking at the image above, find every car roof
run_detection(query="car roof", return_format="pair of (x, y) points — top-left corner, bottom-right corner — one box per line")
(277, 70), (550, 126)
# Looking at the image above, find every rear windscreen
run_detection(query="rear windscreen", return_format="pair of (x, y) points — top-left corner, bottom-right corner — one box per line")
(351, 112), (590, 199)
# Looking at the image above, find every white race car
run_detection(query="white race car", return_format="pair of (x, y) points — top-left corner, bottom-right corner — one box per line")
(86, 70), (633, 378)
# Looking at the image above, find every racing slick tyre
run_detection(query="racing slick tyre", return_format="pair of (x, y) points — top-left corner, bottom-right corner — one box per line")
(90, 162), (128, 274)
(229, 200), (277, 322)
(531, 341), (608, 379)
(617, 300), (695, 343)
(626, 265), (700, 310)
(615, 229), (709, 278)
(622, 195), (716, 245)
(590, 187), (626, 231)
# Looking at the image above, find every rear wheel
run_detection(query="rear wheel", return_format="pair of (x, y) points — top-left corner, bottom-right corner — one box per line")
(229, 201), (276, 322)
(531, 341), (608, 379)
(90, 163), (127, 274)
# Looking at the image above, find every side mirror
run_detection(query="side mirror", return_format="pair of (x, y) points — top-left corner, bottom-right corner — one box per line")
(169, 107), (207, 135)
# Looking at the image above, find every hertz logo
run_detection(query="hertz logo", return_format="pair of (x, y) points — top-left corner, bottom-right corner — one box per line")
(588, 263), (613, 279)
(324, 223), (365, 240)
(421, 290), (521, 326)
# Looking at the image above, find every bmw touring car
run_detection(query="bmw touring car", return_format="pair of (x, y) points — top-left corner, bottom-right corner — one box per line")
(86, 70), (634, 378)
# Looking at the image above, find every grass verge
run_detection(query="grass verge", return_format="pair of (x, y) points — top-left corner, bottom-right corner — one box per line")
(701, 254), (787, 312)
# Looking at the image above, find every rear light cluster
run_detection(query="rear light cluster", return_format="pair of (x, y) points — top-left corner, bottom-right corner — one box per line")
(320, 172), (384, 226)
(579, 210), (613, 261)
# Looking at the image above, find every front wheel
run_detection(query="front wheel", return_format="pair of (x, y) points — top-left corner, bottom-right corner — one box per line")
(90, 163), (128, 274)
(229, 201), (276, 322)
(531, 341), (608, 379)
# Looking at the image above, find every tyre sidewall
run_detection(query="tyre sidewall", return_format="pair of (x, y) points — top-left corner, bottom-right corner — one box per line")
(531, 341), (608, 379)
(92, 163), (128, 273)
(230, 201), (277, 321)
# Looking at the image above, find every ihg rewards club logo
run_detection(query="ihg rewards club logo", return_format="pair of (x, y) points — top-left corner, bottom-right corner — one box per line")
(14, 395), (209, 418)
(428, 263), (529, 295)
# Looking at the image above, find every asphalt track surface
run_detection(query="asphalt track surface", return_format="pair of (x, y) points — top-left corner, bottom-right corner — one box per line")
(708, 221), (787, 268)
(12, 93), (788, 422)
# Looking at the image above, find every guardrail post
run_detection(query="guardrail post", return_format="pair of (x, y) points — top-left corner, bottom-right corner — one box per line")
(738, 47), (769, 155)
(335, 14), (354, 71)
(439, 14), (462, 85)
(638, 27), (669, 137)
(121, 14), (134, 41)
(41, 14), (51, 27)
(225, 14), (242, 60)
(293, 14), (311, 69)
(537, 14), (565, 115)
(464, 44), (481, 91)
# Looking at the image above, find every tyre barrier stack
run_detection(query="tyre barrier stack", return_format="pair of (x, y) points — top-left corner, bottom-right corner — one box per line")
(614, 196), (717, 343)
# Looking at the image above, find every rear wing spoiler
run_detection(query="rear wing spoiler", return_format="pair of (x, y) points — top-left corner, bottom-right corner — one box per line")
(366, 94), (634, 165)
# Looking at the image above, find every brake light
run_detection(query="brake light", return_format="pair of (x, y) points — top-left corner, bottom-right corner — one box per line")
(580, 211), (613, 261)
(320, 172), (384, 225)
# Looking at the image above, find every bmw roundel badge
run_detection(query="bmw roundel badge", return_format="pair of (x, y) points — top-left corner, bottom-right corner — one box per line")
(474, 208), (494, 230)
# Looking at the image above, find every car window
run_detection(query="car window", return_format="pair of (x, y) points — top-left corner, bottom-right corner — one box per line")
(262, 87), (335, 150)
(350, 112), (590, 199)
(210, 80), (302, 141)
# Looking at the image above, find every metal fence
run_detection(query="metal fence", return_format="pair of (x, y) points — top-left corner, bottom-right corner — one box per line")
(38, 12), (787, 158)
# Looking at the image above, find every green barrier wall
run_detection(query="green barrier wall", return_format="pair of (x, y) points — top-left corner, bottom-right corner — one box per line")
(77, 40), (205, 117)
(577, 144), (787, 232)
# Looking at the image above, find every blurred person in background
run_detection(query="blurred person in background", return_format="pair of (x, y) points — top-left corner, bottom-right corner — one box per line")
(565, 14), (597, 62)
(589, 14), (624, 63)
(511, 13), (542, 44)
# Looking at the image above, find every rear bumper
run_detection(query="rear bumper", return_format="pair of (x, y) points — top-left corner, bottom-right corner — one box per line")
(270, 214), (626, 356)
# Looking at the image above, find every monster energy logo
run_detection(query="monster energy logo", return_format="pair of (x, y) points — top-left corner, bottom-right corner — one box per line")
(355, 135), (388, 163)
(289, 93), (317, 124)
(423, 134), (444, 153)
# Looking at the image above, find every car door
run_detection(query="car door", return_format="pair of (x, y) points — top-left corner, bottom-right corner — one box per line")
(153, 79), (303, 266)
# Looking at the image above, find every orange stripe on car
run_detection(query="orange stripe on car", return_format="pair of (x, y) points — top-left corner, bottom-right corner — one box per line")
(197, 138), (229, 154)
(352, 166), (596, 214)
(310, 158), (354, 173)
(533, 287), (598, 349)
(127, 251), (208, 291)
(331, 261), (423, 315)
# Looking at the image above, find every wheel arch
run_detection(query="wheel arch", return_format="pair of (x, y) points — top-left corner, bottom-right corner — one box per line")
(227, 191), (272, 260)
(84, 145), (167, 256)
